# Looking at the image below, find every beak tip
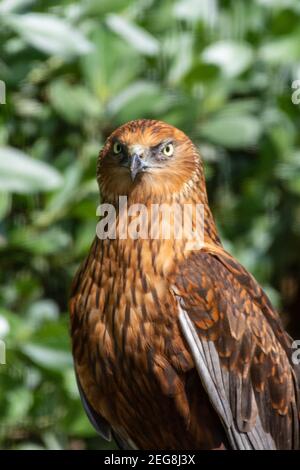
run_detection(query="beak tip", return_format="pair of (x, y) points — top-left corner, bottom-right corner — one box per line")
(130, 170), (137, 182)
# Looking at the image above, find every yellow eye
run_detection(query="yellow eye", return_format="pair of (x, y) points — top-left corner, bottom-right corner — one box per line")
(113, 142), (122, 154)
(163, 143), (174, 157)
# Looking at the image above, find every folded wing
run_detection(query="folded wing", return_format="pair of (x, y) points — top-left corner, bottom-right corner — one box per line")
(172, 249), (300, 449)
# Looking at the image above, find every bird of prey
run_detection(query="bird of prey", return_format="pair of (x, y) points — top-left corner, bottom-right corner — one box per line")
(69, 119), (300, 450)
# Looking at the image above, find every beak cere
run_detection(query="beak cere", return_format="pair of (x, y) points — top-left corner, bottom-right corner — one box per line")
(130, 153), (146, 181)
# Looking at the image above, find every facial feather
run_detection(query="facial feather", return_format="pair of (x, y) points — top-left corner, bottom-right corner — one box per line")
(97, 119), (207, 205)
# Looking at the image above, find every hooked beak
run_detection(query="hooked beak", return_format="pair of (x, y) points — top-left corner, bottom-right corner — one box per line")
(130, 153), (147, 181)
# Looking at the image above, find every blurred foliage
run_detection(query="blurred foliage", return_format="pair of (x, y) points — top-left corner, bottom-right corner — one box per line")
(0, 0), (300, 450)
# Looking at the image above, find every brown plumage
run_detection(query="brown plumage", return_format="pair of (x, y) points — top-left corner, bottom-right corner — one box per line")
(69, 119), (300, 450)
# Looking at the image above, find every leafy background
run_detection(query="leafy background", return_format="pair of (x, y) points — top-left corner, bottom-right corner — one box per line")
(0, 0), (300, 450)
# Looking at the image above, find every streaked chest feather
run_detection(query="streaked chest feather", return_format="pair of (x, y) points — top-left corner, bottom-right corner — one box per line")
(70, 234), (195, 429)
(72, 237), (188, 374)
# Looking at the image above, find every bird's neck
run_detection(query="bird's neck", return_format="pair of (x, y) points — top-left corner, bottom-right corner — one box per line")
(96, 182), (221, 277)
(98, 163), (221, 250)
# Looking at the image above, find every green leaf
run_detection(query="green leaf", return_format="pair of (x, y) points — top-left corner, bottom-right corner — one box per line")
(201, 114), (261, 149)
(42, 432), (63, 450)
(27, 300), (59, 325)
(21, 344), (73, 370)
(0, 0), (34, 15)
(0, 147), (63, 193)
(14, 443), (46, 450)
(260, 32), (300, 64)
(6, 13), (93, 57)
(48, 79), (101, 124)
(0, 314), (10, 339)
(85, 0), (130, 15)
(36, 163), (84, 226)
(0, 192), (11, 219)
(0, 308), (23, 340)
(257, 0), (299, 10)
(285, 176), (300, 195)
(107, 81), (172, 122)
(202, 41), (254, 77)
(167, 33), (194, 84)
(81, 27), (141, 101)
(174, 0), (218, 25)
(183, 62), (219, 85)
(106, 14), (159, 56)
(6, 387), (33, 421)
(10, 226), (71, 255)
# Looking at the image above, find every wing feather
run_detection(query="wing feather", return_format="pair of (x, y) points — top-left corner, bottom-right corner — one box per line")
(76, 372), (112, 441)
(172, 250), (300, 449)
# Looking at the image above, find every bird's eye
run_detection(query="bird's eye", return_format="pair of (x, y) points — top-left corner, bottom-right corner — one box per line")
(113, 142), (122, 154)
(162, 143), (174, 157)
